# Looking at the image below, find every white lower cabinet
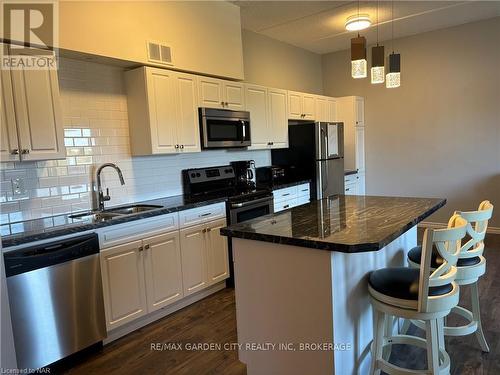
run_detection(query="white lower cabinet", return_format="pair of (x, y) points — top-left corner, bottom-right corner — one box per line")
(180, 224), (208, 296)
(344, 173), (365, 195)
(100, 240), (148, 331)
(143, 232), (183, 312)
(273, 183), (311, 213)
(99, 208), (229, 332)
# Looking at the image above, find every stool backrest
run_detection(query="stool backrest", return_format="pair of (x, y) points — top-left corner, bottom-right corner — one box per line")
(418, 214), (467, 312)
(455, 200), (494, 258)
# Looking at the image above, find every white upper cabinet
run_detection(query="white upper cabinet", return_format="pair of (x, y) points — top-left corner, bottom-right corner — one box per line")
(288, 91), (316, 120)
(328, 98), (338, 122)
(198, 76), (245, 110)
(268, 88), (288, 148)
(143, 231), (184, 312)
(1, 46), (65, 162)
(245, 84), (269, 150)
(1, 69), (19, 162)
(315, 96), (329, 122)
(355, 97), (365, 126)
(125, 66), (200, 155)
(246, 84), (288, 150)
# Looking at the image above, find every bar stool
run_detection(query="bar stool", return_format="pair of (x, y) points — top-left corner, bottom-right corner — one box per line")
(405, 200), (494, 352)
(368, 214), (467, 375)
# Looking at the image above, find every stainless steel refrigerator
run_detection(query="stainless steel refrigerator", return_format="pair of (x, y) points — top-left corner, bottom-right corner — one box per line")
(271, 122), (345, 200)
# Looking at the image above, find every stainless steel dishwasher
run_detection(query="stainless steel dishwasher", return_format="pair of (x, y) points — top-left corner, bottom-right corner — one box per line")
(4, 233), (106, 370)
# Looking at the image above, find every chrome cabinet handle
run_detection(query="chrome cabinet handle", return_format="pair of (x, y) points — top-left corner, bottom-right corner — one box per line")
(199, 212), (212, 217)
(144, 244), (150, 250)
(283, 204), (289, 209)
(202, 228), (207, 233)
(282, 193), (290, 197)
(175, 144), (179, 149)
(21, 149), (30, 154)
(10, 149), (19, 155)
(138, 246), (144, 252)
(180, 145), (184, 149)
(207, 227), (212, 232)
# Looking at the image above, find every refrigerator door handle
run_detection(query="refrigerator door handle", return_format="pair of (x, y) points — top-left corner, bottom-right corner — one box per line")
(322, 126), (329, 158)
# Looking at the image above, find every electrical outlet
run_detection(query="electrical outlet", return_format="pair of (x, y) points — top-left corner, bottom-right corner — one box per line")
(12, 178), (26, 196)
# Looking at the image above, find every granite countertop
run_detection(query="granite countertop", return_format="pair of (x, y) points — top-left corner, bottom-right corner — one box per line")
(1, 195), (226, 248)
(220, 195), (446, 253)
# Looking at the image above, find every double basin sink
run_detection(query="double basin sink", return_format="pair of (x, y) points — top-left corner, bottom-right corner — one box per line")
(69, 204), (163, 222)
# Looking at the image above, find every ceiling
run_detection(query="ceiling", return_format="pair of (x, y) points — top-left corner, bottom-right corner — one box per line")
(233, 1), (500, 54)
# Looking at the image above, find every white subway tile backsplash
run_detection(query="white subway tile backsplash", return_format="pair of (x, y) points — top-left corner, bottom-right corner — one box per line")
(0, 57), (271, 225)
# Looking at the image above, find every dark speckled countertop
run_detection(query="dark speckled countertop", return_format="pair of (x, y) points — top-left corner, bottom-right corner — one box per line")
(1, 195), (226, 248)
(220, 195), (446, 253)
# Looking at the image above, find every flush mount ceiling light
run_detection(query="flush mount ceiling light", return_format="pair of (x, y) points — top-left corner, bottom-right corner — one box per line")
(345, 14), (371, 31)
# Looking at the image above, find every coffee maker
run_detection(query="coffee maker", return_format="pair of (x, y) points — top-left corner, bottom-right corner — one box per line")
(230, 160), (256, 190)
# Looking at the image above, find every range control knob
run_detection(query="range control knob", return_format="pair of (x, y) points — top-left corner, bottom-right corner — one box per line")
(196, 173), (201, 177)
(191, 173), (196, 178)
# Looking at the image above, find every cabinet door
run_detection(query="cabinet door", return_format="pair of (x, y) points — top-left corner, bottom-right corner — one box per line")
(206, 219), (229, 285)
(287, 91), (303, 119)
(10, 50), (64, 160)
(357, 172), (366, 195)
(100, 240), (147, 330)
(268, 88), (288, 149)
(223, 82), (245, 110)
(179, 224), (208, 296)
(1, 69), (19, 162)
(328, 99), (338, 122)
(174, 72), (200, 153)
(198, 77), (223, 109)
(315, 96), (329, 122)
(143, 231), (184, 312)
(146, 68), (178, 153)
(245, 84), (269, 150)
(302, 94), (316, 120)
(355, 127), (365, 172)
(355, 97), (364, 126)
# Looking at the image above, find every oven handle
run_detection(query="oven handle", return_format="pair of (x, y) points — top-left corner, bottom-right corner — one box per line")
(230, 196), (272, 208)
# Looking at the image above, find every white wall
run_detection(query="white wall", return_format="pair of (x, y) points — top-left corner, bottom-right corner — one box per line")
(0, 58), (269, 230)
(322, 17), (500, 227)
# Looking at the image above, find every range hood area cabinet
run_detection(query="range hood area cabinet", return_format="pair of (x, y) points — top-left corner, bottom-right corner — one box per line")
(198, 77), (245, 110)
(125, 66), (201, 155)
(245, 84), (288, 150)
(1, 47), (65, 162)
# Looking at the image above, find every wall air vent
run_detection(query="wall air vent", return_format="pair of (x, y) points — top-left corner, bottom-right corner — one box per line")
(147, 41), (173, 66)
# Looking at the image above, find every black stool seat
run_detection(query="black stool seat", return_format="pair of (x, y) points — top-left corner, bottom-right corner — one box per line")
(408, 246), (481, 268)
(369, 267), (453, 300)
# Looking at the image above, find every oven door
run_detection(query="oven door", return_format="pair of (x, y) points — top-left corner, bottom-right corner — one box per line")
(202, 116), (251, 148)
(229, 196), (273, 224)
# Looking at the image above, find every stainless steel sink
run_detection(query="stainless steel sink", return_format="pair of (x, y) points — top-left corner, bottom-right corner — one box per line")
(103, 204), (163, 215)
(69, 211), (123, 222)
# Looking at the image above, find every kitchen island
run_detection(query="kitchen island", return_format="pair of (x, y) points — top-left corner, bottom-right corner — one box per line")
(220, 195), (445, 375)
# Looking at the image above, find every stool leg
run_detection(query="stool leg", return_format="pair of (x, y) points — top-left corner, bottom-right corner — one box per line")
(370, 308), (385, 375)
(425, 319), (440, 374)
(471, 281), (489, 352)
(383, 315), (393, 360)
(437, 317), (445, 350)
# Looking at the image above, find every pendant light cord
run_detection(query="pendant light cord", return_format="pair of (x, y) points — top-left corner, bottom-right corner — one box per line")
(376, 0), (379, 46)
(391, 0), (394, 53)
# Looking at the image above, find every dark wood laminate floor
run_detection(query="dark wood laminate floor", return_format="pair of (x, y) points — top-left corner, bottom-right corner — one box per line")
(60, 233), (500, 375)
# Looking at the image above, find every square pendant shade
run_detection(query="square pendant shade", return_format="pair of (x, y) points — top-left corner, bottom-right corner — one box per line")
(351, 36), (367, 79)
(386, 53), (401, 88)
(371, 45), (385, 84)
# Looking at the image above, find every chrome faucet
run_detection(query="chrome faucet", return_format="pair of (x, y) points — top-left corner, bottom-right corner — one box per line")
(96, 163), (125, 211)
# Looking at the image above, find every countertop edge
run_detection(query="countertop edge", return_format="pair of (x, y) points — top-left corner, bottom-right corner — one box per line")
(221, 198), (446, 253)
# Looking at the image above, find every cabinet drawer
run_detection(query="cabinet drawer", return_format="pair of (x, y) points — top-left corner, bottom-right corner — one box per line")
(178, 202), (226, 228)
(344, 174), (358, 184)
(274, 199), (297, 213)
(98, 213), (178, 249)
(295, 195), (310, 207)
(297, 183), (310, 198)
(345, 183), (356, 195)
(273, 186), (298, 202)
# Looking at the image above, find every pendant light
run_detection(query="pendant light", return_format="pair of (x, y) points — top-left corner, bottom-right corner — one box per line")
(371, 1), (384, 84)
(386, 1), (401, 88)
(351, 0), (367, 79)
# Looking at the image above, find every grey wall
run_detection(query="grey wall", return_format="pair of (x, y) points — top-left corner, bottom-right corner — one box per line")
(242, 29), (324, 94)
(322, 17), (500, 227)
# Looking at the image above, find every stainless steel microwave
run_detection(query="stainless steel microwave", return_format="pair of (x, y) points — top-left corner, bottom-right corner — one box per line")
(199, 108), (251, 149)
